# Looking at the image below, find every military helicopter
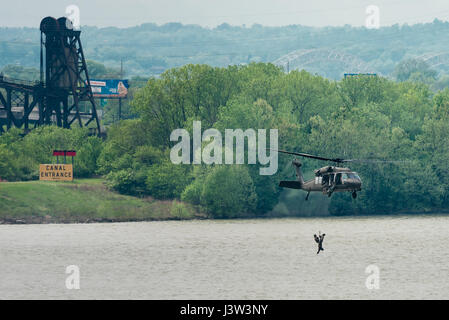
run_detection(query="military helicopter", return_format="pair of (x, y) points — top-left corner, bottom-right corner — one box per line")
(272, 149), (401, 200)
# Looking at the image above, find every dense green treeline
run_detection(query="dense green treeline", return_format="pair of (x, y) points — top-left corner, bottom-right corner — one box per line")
(2, 63), (449, 217)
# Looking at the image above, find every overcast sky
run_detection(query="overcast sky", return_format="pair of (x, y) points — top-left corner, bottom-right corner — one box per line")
(2, 0), (449, 28)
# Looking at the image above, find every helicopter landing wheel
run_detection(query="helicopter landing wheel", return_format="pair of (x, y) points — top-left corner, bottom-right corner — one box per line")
(352, 191), (357, 199)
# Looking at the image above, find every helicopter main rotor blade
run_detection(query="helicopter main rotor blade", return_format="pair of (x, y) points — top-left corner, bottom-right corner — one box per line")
(268, 149), (345, 163)
(341, 159), (410, 164)
(269, 149), (409, 164)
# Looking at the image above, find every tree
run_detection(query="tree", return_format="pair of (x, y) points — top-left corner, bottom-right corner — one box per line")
(0, 65), (39, 81)
(393, 58), (437, 82)
(132, 64), (241, 147)
(200, 166), (257, 218)
(279, 70), (340, 123)
(86, 60), (121, 78)
(214, 97), (299, 213)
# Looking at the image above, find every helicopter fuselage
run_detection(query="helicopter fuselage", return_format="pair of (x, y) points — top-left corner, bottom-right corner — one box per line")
(279, 161), (362, 199)
(303, 166), (362, 194)
(272, 148), (394, 200)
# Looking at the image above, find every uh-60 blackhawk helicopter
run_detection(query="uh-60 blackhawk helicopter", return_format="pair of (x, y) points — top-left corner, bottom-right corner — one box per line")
(272, 149), (402, 201)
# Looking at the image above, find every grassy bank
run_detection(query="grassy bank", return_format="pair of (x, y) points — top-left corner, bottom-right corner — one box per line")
(0, 178), (206, 224)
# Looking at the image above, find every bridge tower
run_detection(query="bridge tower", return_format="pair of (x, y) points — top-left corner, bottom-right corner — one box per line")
(39, 16), (100, 131)
(0, 16), (100, 134)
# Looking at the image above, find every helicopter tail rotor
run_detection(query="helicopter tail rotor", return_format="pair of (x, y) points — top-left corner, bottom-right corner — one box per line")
(278, 157), (305, 190)
(291, 158), (304, 185)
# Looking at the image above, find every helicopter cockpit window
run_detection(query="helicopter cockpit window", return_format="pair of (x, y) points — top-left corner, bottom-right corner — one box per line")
(346, 173), (361, 180)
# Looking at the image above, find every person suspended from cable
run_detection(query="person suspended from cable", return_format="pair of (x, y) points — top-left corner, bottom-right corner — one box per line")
(314, 232), (325, 254)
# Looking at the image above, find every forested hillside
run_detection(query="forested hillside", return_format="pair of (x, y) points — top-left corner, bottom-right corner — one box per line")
(2, 20), (449, 78)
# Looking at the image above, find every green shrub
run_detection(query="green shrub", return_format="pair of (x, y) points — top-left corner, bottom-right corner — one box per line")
(106, 168), (147, 195)
(181, 179), (203, 205)
(0, 144), (19, 180)
(75, 136), (104, 177)
(170, 200), (195, 219)
(146, 163), (192, 199)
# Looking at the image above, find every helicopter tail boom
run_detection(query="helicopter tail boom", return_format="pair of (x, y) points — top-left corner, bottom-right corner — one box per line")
(279, 180), (303, 189)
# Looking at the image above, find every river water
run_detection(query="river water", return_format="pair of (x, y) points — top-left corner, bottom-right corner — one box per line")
(1, 215), (448, 299)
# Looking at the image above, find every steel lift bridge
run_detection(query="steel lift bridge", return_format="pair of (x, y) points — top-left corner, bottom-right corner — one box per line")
(0, 16), (101, 134)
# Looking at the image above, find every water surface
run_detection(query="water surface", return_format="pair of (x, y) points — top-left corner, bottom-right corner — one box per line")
(1, 215), (448, 299)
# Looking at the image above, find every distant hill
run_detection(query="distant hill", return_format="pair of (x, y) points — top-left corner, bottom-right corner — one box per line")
(2, 20), (449, 79)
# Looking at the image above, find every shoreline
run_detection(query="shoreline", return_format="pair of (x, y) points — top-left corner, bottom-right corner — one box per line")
(0, 215), (207, 225)
(1, 210), (448, 225)
(2, 179), (449, 225)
